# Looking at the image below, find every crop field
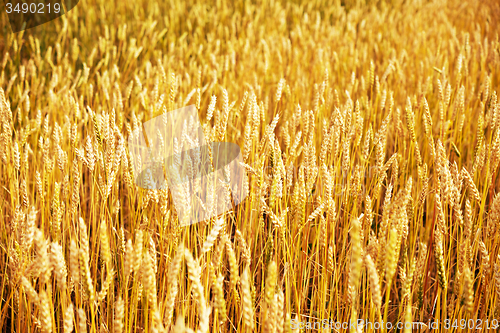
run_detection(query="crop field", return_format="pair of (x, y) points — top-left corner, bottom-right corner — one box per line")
(0, 0), (500, 332)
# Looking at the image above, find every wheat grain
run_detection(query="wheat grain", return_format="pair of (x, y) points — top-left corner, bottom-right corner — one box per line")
(463, 265), (474, 314)
(64, 303), (74, 333)
(50, 242), (68, 291)
(434, 229), (447, 290)
(20, 276), (39, 304)
(365, 254), (382, 313)
(201, 218), (224, 255)
(213, 274), (227, 324)
(39, 289), (53, 333)
(78, 308), (87, 333)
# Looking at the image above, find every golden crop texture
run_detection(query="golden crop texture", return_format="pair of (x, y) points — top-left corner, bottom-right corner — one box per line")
(0, 0), (500, 332)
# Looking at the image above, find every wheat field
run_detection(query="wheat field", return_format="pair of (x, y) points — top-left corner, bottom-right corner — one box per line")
(1, 0), (500, 332)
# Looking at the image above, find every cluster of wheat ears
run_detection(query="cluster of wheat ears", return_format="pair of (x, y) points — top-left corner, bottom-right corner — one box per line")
(0, 0), (499, 332)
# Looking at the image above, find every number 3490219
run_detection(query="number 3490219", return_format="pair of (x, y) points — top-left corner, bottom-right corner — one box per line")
(5, 3), (61, 14)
